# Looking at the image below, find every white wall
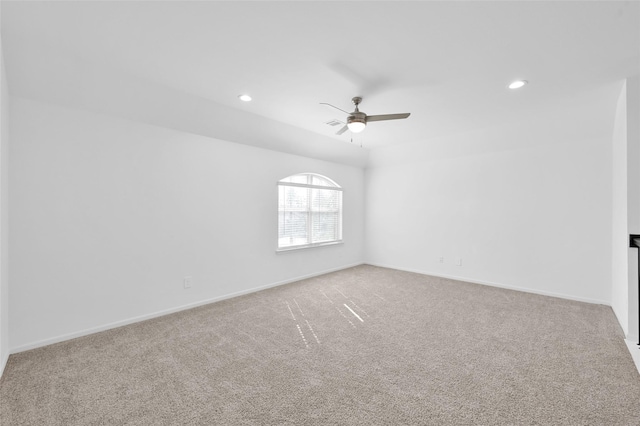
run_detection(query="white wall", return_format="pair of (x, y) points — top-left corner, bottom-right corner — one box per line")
(365, 89), (615, 304)
(627, 75), (640, 343)
(9, 97), (364, 351)
(612, 82), (628, 334)
(0, 9), (10, 375)
(612, 75), (640, 343)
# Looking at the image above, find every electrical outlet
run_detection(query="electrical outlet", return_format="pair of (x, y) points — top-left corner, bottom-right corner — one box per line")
(438, 257), (445, 264)
(455, 257), (462, 266)
(183, 276), (192, 289)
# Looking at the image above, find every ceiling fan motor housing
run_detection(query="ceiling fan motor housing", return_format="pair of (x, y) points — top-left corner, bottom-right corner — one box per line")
(348, 112), (367, 126)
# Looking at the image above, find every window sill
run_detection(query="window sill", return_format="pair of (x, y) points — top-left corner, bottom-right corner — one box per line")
(276, 241), (343, 253)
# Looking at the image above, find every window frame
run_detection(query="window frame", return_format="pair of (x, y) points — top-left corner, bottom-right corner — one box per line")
(276, 173), (343, 252)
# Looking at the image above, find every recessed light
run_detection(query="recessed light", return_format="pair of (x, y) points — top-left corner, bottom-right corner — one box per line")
(238, 94), (252, 102)
(508, 80), (528, 89)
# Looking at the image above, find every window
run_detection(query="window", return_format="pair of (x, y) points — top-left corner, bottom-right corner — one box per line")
(278, 173), (343, 251)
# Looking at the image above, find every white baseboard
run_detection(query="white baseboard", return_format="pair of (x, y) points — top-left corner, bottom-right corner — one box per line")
(624, 339), (640, 375)
(610, 304), (630, 337)
(366, 263), (610, 306)
(0, 350), (8, 380)
(10, 262), (365, 354)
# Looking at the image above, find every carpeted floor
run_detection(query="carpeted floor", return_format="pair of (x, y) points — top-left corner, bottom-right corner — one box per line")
(1, 265), (639, 425)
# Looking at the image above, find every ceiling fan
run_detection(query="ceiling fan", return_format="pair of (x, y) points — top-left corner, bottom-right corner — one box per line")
(321, 96), (410, 135)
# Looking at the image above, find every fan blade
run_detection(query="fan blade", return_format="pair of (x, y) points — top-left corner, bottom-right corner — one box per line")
(336, 125), (349, 135)
(320, 102), (351, 115)
(366, 113), (411, 122)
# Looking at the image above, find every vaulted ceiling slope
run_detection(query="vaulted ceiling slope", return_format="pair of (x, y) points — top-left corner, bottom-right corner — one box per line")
(2, 1), (639, 166)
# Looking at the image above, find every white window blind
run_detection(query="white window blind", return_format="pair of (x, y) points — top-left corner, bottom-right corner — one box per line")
(278, 173), (342, 251)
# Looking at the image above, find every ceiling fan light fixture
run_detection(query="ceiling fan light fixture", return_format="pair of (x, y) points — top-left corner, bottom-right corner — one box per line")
(347, 121), (366, 133)
(347, 112), (366, 133)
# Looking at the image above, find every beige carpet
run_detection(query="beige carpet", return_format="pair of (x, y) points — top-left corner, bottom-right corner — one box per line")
(1, 265), (639, 425)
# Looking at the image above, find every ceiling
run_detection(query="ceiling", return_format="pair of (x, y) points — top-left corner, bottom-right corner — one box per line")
(2, 1), (639, 153)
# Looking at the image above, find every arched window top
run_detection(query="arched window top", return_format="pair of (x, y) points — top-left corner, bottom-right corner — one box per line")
(279, 173), (341, 189)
